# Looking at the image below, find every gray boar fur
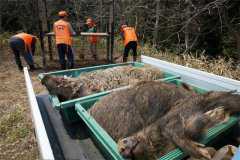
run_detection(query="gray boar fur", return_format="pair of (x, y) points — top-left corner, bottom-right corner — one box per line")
(41, 65), (164, 101)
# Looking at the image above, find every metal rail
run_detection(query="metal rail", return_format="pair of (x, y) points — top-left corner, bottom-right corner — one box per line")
(24, 67), (54, 160)
(142, 55), (240, 92)
(46, 32), (109, 37)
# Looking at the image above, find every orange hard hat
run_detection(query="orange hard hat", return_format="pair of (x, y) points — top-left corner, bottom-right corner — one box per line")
(121, 25), (127, 29)
(58, 11), (68, 17)
(120, 25), (127, 32)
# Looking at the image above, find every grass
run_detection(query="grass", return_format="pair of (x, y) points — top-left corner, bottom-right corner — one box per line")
(140, 44), (240, 80)
(0, 46), (45, 160)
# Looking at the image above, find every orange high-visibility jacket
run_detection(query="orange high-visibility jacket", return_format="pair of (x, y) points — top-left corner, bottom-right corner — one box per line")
(89, 36), (98, 44)
(14, 33), (35, 52)
(54, 20), (72, 46)
(122, 27), (138, 46)
(88, 26), (98, 44)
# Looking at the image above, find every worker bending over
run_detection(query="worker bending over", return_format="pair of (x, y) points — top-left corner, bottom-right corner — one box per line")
(54, 11), (76, 69)
(120, 24), (138, 62)
(9, 32), (37, 71)
(86, 18), (98, 60)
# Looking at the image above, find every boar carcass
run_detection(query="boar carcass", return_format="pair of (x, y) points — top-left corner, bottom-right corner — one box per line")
(89, 81), (196, 141)
(118, 91), (240, 160)
(41, 65), (164, 101)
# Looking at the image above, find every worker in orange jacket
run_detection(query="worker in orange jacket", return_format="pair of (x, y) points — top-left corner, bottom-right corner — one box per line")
(53, 11), (76, 69)
(120, 24), (138, 62)
(86, 18), (98, 60)
(9, 32), (37, 71)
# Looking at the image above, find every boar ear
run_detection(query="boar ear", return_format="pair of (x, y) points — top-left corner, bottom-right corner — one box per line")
(181, 82), (194, 91)
(41, 74), (51, 85)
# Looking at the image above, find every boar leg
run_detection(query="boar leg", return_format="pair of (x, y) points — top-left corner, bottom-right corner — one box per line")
(164, 127), (212, 160)
(162, 127), (213, 159)
(204, 107), (227, 125)
(162, 113), (215, 159)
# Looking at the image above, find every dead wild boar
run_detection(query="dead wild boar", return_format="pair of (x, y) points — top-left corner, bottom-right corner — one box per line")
(41, 75), (91, 100)
(89, 81), (196, 141)
(118, 91), (240, 160)
(41, 65), (164, 101)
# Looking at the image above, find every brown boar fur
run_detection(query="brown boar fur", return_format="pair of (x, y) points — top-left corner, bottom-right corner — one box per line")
(118, 91), (240, 160)
(89, 81), (196, 141)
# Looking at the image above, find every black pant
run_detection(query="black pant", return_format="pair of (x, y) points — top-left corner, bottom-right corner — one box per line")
(57, 44), (74, 69)
(9, 37), (34, 70)
(124, 41), (137, 59)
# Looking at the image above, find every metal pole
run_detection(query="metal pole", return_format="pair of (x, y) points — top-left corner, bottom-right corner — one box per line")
(107, 23), (110, 63)
(36, 0), (46, 69)
(110, 0), (115, 63)
(43, 0), (53, 61)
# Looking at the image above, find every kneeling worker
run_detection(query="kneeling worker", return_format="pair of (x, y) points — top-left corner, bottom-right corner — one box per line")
(120, 24), (138, 62)
(54, 10), (76, 69)
(9, 32), (37, 71)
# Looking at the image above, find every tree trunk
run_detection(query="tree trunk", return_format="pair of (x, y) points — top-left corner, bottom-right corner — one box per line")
(36, 0), (46, 68)
(153, 0), (160, 46)
(0, 1), (2, 34)
(222, 7), (240, 63)
(72, 0), (81, 32)
(0, 12), (2, 34)
(99, 0), (104, 32)
(184, 0), (191, 52)
(42, 0), (53, 61)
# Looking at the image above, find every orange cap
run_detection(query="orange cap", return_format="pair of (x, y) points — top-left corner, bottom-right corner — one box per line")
(120, 25), (127, 32)
(58, 11), (68, 17)
(121, 25), (127, 29)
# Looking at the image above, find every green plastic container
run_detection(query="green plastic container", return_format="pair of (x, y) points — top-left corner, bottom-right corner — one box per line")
(75, 79), (239, 160)
(39, 62), (180, 123)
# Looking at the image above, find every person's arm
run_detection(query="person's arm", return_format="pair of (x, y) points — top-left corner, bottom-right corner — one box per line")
(53, 23), (56, 34)
(68, 23), (76, 36)
(120, 31), (124, 40)
(31, 37), (36, 56)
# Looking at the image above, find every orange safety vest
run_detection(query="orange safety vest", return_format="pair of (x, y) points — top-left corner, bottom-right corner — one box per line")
(122, 27), (138, 46)
(54, 20), (72, 46)
(14, 33), (35, 51)
(89, 35), (98, 44)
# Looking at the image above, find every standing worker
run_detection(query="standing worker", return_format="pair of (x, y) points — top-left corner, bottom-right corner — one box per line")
(9, 32), (37, 71)
(86, 18), (98, 60)
(120, 24), (138, 62)
(53, 10), (76, 70)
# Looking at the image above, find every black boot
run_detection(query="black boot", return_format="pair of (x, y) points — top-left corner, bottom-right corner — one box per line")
(123, 57), (128, 62)
(18, 65), (23, 72)
(133, 56), (137, 62)
(29, 65), (36, 72)
(68, 62), (74, 69)
(61, 64), (66, 70)
(93, 55), (98, 61)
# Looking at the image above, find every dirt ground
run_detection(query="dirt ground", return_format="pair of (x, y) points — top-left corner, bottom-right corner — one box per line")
(1, 43), (240, 160)
(0, 46), (122, 160)
(0, 48), (47, 160)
